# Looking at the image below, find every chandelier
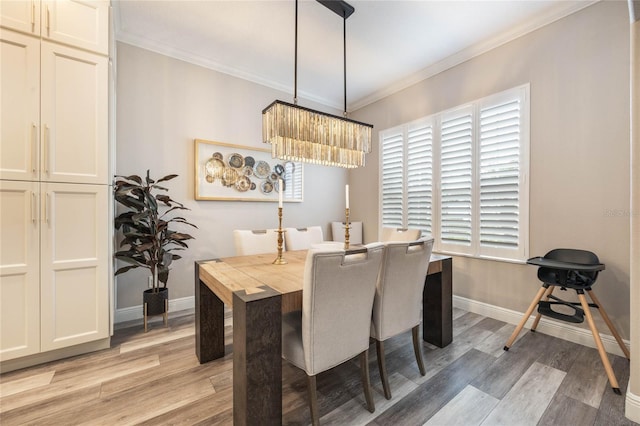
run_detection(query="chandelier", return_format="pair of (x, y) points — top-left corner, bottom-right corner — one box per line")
(262, 0), (373, 169)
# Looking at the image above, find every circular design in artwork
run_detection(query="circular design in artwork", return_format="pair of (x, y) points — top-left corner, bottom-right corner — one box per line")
(212, 152), (223, 161)
(270, 172), (279, 182)
(241, 165), (253, 176)
(250, 182), (256, 190)
(222, 167), (238, 187)
(244, 156), (256, 167)
(254, 161), (271, 179)
(260, 180), (274, 194)
(205, 157), (225, 180)
(235, 176), (251, 192)
(228, 153), (244, 169)
(274, 164), (285, 176)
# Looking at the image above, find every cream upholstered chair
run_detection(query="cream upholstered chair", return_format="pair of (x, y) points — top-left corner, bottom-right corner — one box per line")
(371, 237), (434, 399)
(284, 226), (324, 250)
(282, 243), (385, 425)
(380, 227), (421, 242)
(233, 229), (279, 256)
(331, 221), (363, 245)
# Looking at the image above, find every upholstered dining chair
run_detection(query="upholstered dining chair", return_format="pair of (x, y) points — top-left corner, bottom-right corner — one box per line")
(371, 237), (434, 399)
(331, 221), (363, 245)
(282, 243), (385, 425)
(380, 227), (421, 242)
(233, 229), (279, 256)
(284, 226), (324, 250)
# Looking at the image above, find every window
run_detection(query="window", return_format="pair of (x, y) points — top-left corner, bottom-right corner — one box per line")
(379, 85), (529, 262)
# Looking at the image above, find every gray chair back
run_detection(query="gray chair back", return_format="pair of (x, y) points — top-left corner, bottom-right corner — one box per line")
(284, 226), (324, 250)
(371, 237), (434, 341)
(233, 229), (279, 255)
(380, 227), (421, 242)
(301, 243), (384, 375)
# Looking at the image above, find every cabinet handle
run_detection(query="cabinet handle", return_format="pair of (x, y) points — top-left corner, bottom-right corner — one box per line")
(31, 1), (35, 30)
(43, 125), (49, 175)
(31, 191), (37, 224)
(31, 123), (37, 174)
(44, 192), (50, 225)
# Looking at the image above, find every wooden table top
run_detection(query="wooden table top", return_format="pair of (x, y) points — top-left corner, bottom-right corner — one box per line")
(198, 250), (450, 313)
(198, 250), (307, 312)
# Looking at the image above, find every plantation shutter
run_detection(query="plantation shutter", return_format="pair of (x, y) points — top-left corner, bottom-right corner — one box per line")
(381, 130), (404, 227)
(406, 123), (433, 235)
(479, 97), (521, 249)
(440, 110), (473, 246)
(378, 85), (528, 261)
(284, 161), (303, 201)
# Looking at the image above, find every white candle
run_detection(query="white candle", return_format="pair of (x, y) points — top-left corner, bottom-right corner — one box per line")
(278, 179), (283, 208)
(345, 184), (349, 209)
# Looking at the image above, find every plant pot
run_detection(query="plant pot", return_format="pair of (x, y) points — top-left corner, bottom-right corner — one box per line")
(143, 287), (169, 316)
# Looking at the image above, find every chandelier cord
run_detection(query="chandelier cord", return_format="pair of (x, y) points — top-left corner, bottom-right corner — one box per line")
(343, 12), (347, 116)
(294, 0), (298, 105)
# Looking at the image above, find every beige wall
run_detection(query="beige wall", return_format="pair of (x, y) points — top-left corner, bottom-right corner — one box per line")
(351, 1), (632, 337)
(115, 43), (348, 309)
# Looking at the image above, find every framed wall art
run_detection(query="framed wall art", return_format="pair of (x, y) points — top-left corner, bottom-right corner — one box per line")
(194, 139), (304, 202)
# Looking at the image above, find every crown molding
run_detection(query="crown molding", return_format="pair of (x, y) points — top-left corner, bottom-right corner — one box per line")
(349, 0), (599, 111)
(113, 0), (599, 113)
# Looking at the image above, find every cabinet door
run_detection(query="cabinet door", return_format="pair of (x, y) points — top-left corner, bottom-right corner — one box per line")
(0, 29), (40, 181)
(41, 0), (108, 54)
(0, 0), (40, 35)
(40, 183), (109, 351)
(41, 41), (108, 185)
(0, 181), (40, 361)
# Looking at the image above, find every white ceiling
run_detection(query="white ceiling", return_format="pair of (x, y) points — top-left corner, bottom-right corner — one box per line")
(114, 0), (596, 111)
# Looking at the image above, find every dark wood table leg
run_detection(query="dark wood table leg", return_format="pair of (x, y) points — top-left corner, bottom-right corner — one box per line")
(233, 286), (282, 426)
(423, 257), (453, 347)
(195, 261), (225, 363)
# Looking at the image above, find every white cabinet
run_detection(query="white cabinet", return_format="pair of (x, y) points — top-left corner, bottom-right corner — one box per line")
(0, 0), (40, 35)
(40, 183), (109, 351)
(41, 41), (108, 184)
(0, 182), (109, 361)
(0, 181), (40, 361)
(1, 0), (109, 54)
(42, 0), (109, 55)
(0, 30), (108, 184)
(0, 29), (39, 181)
(0, 2), (110, 366)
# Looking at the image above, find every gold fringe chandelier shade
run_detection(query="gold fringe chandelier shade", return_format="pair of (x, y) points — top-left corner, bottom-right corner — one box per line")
(262, 100), (373, 169)
(262, 0), (373, 169)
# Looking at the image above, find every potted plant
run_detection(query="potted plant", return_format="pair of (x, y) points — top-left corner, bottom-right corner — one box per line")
(114, 171), (197, 327)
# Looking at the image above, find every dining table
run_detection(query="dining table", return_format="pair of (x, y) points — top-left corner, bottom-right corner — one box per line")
(194, 249), (452, 425)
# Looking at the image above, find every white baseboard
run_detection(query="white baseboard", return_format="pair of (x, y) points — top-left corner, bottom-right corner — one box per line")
(627, 390), (640, 423)
(114, 296), (195, 324)
(115, 294), (630, 357)
(453, 295), (630, 358)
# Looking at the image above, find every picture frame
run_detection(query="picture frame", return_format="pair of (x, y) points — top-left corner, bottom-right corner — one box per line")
(194, 139), (304, 202)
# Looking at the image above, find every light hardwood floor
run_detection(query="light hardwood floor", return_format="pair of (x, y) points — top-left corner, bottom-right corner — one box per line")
(0, 308), (636, 425)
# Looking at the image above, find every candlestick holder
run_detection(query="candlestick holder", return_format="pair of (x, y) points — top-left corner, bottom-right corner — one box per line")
(344, 208), (351, 250)
(273, 207), (287, 265)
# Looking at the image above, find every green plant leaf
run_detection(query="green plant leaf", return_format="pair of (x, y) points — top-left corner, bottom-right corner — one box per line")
(114, 171), (196, 288)
(157, 174), (178, 183)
